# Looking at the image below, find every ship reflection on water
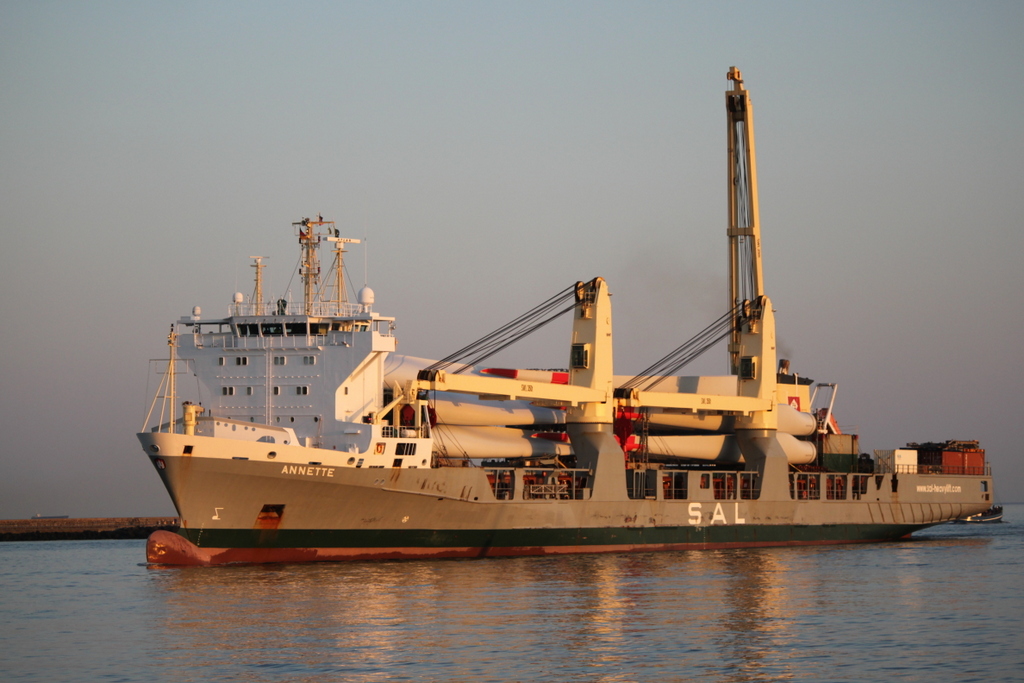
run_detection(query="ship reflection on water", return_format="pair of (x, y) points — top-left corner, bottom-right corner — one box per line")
(2, 515), (1014, 681)
(144, 548), (877, 682)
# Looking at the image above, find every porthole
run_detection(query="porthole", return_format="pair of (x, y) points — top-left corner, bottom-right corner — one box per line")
(149, 444), (160, 453)
(267, 451), (277, 460)
(347, 457), (356, 465)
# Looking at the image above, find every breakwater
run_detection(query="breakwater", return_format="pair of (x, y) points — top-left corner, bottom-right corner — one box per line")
(0, 517), (179, 542)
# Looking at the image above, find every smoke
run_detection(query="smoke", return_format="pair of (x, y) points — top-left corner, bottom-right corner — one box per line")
(610, 243), (728, 375)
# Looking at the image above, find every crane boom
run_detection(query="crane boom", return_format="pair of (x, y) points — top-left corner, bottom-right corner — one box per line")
(726, 66), (765, 375)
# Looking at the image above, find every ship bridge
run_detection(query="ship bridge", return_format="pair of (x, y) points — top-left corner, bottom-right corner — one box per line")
(178, 306), (395, 352)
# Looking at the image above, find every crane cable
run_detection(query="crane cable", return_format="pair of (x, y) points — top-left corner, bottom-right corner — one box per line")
(425, 282), (584, 374)
(619, 302), (749, 392)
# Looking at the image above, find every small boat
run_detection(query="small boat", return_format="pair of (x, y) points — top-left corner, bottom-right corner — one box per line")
(953, 505), (1003, 523)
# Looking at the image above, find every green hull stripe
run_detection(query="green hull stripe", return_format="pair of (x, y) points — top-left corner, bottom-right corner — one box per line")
(180, 523), (927, 549)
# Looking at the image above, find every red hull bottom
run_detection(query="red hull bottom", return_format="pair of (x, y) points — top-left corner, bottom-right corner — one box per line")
(145, 529), (909, 567)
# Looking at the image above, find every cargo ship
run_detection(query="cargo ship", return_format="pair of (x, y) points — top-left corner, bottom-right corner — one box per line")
(140, 68), (994, 565)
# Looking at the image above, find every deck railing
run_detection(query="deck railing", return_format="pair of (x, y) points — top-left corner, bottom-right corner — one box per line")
(889, 464), (991, 476)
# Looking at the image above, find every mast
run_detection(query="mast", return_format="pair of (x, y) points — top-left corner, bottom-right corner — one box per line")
(250, 256), (267, 314)
(329, 236), (361, 306)
(726, 66), (764, 374)
(292, 215), (361, 314)
(165, 325), (176, 433)
(295, 217), (321, 315)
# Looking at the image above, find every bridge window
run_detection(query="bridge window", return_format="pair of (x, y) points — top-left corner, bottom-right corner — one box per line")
(274, 356), (286, 366)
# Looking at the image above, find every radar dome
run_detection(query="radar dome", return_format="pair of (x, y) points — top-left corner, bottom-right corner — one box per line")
(233, 292), (244, 304)
(357, 286), (375, 306)
(192, 306), (202, 319)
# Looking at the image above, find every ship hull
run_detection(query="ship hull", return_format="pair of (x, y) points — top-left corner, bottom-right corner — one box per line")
(142, 431), (993, 566)
(148, 523), (926, 566)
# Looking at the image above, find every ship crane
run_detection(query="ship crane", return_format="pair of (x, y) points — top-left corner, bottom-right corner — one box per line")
(726, 66), (764, 375)
(414, 67), (787, 493)
(417, 68), (777, 418)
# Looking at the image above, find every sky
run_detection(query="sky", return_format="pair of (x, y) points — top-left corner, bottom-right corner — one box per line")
(1, 0), (1022, 518)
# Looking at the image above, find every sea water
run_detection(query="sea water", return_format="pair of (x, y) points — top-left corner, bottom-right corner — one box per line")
(1, 505), (1022, 683)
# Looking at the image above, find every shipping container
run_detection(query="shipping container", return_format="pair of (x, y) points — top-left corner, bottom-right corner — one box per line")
(942, 450), (966, 474)
(896, 448), (918, 473)
(822, 434), (860, 455)
(874, 448), (920, 473)
(965, 450), (986, 475)
(823, 453), (858, 473)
